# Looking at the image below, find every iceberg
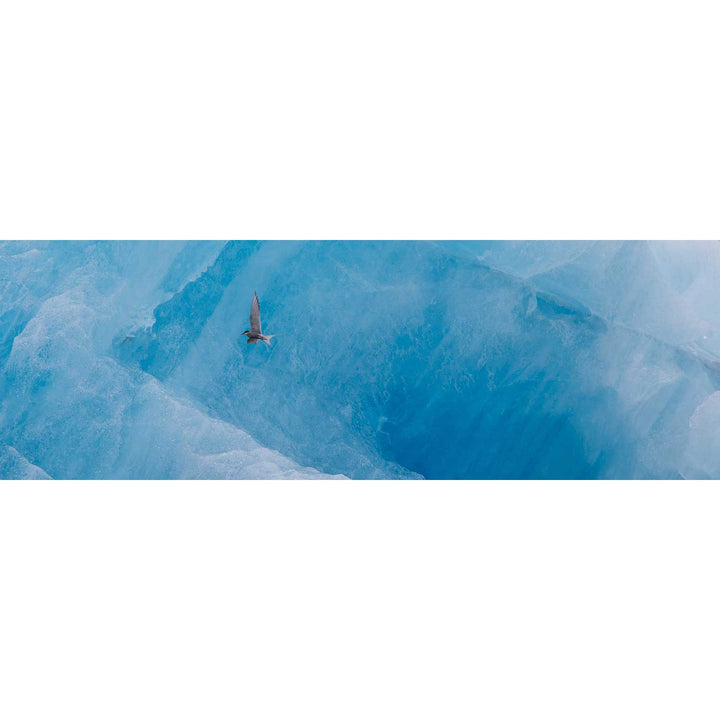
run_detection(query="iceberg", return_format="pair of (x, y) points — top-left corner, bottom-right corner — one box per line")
(1, 240), (720, 479)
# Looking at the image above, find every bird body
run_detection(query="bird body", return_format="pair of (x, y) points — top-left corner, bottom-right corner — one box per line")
(242, 292), (274, 346)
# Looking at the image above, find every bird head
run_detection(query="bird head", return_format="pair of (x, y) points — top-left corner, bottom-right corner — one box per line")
(241, 330), (250, 336)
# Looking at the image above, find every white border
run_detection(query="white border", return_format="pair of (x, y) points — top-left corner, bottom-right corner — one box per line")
(2, 481), (720, 719)
(1, 1), (718, 241)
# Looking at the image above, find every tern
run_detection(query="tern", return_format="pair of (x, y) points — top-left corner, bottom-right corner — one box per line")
(242, 292), (275, 346)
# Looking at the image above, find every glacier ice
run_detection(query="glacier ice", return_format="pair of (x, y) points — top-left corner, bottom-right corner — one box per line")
(0, 445), (51, 479)
(2, 240), (720, 479)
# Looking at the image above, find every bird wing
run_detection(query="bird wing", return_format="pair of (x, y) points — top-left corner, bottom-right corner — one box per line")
(250, 292), (262, 334)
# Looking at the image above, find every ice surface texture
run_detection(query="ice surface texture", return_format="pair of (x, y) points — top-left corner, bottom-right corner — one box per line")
(1, 240), (720, 479)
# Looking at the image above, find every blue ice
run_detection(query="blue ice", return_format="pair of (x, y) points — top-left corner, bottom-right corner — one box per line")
(2, 240), (720, 479)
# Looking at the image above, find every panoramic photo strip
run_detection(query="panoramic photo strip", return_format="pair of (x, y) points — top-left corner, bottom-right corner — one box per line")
(2, 240), (719, 480)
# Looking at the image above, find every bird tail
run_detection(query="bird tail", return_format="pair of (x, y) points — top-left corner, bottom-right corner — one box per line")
(260, 334), (275, 346)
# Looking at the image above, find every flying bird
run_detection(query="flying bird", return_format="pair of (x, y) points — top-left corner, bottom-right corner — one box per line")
(242, 292), (275, 346)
